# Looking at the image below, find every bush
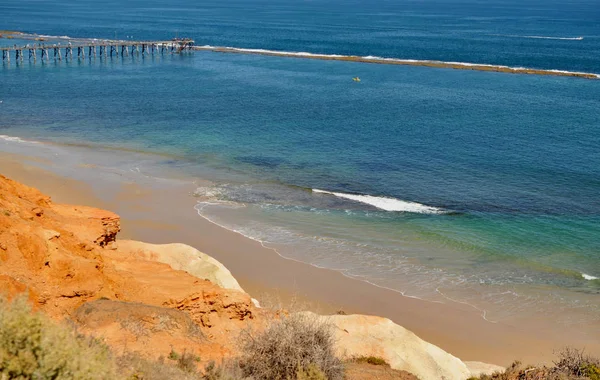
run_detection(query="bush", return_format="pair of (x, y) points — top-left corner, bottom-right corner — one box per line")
(202, 360), (245, 380)
(0, 295), (118, 379)
(555, 347), (600, 379)
(469, 349), (600, 380)
(352, 356), (389, 366)
(239, 313), (344, 380)
(295, 363), (327, 380)
(118, 352), (203, 380)
(167, 348), (201, 373)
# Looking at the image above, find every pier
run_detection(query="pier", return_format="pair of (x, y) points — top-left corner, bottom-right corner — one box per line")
(1, 38), (194, 63)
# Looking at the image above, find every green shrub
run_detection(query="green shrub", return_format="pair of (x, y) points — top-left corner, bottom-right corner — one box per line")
(352, 356), (389, 366)
(239, 313), (344, 380)
(0, 295), (118, 379)
(167, 348), (200, 373)
(296, 363), (327, 380)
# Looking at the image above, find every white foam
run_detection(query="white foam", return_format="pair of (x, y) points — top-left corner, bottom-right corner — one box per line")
(582, 273), (598, 280)
(312, 189), (444, 214)
(0, 134), (38, 144)
(37, 34), (72, 39)
(496, 34), (584, 41)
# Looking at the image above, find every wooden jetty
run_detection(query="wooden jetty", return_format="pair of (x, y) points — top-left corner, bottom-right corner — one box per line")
(1, 38), (194, 62)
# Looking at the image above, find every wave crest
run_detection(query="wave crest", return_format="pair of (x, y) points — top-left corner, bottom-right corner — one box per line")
(312, 189), (444, 214)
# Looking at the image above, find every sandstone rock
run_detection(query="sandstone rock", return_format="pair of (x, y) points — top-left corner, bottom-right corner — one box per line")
(72, 299), (229, 363)
(51, 204), (121, 247)
(118, 240), (245, 292)
(464, 361), (505, 378)
(0, 173), (261, 357)
(300, 312), (471, 380)
(42, 229), (60, 240)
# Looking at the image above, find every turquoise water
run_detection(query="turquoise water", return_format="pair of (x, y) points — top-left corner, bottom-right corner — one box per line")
(1, 0), (600, 323)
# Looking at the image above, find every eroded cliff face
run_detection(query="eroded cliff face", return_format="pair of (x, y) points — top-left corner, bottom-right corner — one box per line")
(0, 174), (261, 363)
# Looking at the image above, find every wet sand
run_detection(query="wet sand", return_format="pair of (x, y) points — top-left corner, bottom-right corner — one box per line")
(2, 151), (599, 367)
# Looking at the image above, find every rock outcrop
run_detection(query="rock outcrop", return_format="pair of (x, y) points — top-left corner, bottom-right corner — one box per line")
(464, 361), (506, 378)
(117, 240), (245, 292)
(301, 312), (473, 380)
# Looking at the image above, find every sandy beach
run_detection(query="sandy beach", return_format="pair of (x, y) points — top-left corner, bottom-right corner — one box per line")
(2, 149), (599, 367)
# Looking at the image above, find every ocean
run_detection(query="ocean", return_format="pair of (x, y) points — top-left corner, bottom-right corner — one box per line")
(1, 0), (599, 326)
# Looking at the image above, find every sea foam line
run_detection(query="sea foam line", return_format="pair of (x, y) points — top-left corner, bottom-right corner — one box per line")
(312, 188), (444, 214)
(194, 45), (600, 80)
(0, 134), (38, 144)
(493, 34), (584, 41)
(582, 273), (599, 281)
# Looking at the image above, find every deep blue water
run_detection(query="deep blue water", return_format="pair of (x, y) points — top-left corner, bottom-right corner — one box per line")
(1, 0), (600, 323)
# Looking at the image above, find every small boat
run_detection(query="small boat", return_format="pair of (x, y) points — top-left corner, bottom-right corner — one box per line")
(352, 77), (361, 82)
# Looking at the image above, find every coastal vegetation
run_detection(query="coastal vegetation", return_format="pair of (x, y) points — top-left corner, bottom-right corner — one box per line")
(238, 313), (344, 380)
(468, 349), (600, 380)
(0, 296), (342, 380)
(0, 296), (118, 379)
(5, 293), (598, 380)
(351, 356), (389, 366)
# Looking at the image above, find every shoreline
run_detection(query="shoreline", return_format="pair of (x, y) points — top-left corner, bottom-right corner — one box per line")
(2, 150), (600, 366)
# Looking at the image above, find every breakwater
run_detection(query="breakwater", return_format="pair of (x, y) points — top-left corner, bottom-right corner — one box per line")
(194, 45), (600, 80)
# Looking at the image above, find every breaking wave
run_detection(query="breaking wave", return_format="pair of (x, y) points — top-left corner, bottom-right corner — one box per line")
(493, 34), (584, 41)
(0, 134), (38, 144)
(312, 189), (444, 214)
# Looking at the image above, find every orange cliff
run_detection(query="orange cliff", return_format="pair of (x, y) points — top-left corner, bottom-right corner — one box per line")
(0, 173), (262, 363)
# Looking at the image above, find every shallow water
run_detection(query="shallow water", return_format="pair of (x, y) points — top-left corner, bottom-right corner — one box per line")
(1, 0), (600, 326)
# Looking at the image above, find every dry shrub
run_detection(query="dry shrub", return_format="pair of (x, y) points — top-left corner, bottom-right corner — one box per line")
(167, 348), (201, 373)
(118, 352), (202, 380)
(240, 313), (344, 380)
(554, 348), (600, 380)
(202, 360), (245, 380)
(0, 295), (117, 379)
(469, 349), (600, 380)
